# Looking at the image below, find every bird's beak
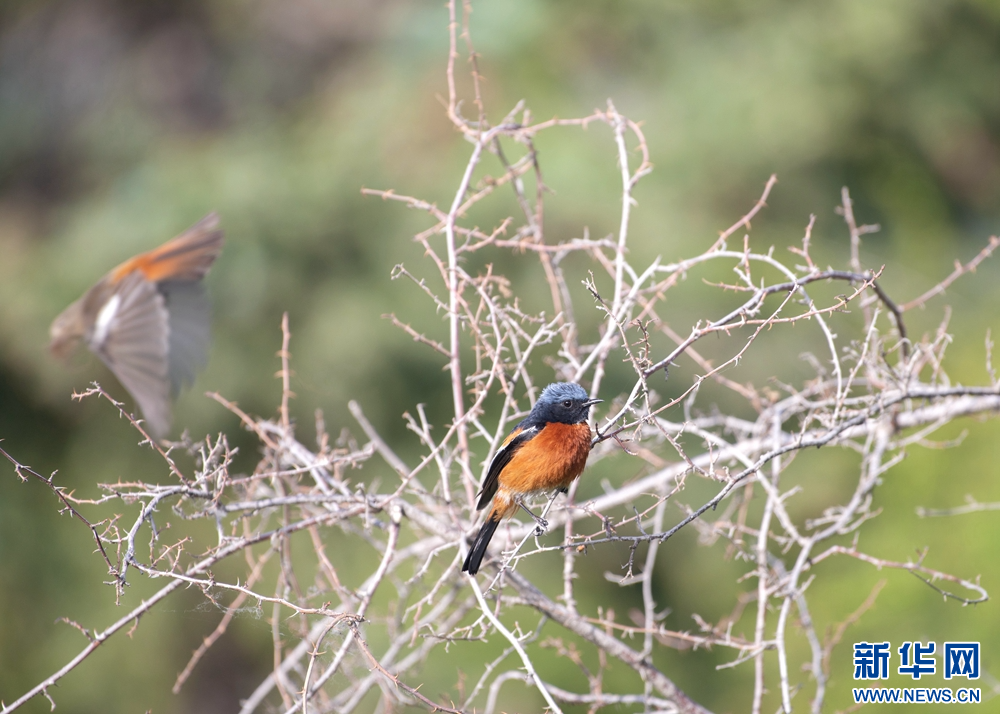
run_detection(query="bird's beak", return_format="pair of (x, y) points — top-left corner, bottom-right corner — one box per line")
(584, 398), (603, 407)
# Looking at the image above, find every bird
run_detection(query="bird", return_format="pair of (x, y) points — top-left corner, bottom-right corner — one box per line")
(49, 213), (224, 438)
(462, 382), (601, 575)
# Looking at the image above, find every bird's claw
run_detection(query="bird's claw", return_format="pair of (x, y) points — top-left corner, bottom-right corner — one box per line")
(533, 517), (549, 536)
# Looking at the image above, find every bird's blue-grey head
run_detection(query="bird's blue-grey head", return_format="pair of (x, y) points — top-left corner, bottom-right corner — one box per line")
(527, 382), (602, 425)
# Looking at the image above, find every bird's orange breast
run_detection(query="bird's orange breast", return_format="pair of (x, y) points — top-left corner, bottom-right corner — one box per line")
(499, 421), (592, 494)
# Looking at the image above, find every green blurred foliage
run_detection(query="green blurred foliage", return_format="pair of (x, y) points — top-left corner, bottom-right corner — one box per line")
(1, 0), (999, 712)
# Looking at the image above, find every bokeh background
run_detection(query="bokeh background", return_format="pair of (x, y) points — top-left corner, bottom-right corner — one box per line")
(2, 0), (1000, 712)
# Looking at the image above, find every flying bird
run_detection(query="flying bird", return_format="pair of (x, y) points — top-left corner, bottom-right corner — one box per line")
(50, 213), (223, 437)
(462, 382), (601, 575)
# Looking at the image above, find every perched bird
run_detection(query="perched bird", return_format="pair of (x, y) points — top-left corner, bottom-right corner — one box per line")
(50, 213), (224, 438)
(462, 382), (601, 575)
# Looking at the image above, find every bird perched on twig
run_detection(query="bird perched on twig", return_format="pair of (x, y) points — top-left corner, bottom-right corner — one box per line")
(50, 213), (223, 438)
(462, 382), (601, 575)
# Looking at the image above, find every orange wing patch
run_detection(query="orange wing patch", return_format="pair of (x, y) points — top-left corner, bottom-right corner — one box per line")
(112, 215), (223, 284)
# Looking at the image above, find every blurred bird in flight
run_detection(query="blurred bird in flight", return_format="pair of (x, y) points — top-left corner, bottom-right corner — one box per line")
(50, 213), (223, 438)
(462, 382), (601, 575)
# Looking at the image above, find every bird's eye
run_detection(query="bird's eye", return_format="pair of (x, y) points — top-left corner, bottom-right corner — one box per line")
(562, 399), (573, 408)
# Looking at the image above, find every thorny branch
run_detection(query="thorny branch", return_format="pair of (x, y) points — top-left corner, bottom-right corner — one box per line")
(4, 1), (1000, 713)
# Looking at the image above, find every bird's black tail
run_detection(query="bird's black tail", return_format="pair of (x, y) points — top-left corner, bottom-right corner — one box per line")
(462, 515), (500, 575)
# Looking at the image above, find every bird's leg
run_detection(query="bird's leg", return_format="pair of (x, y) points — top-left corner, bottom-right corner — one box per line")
(514, 495), (548, 535)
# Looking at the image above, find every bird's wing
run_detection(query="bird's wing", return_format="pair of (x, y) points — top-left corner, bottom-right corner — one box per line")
(89, 272), (172, 437)
(158, 280), (211, 395)
(475, 424), (539, 511)
(111, 213), (223, 283)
